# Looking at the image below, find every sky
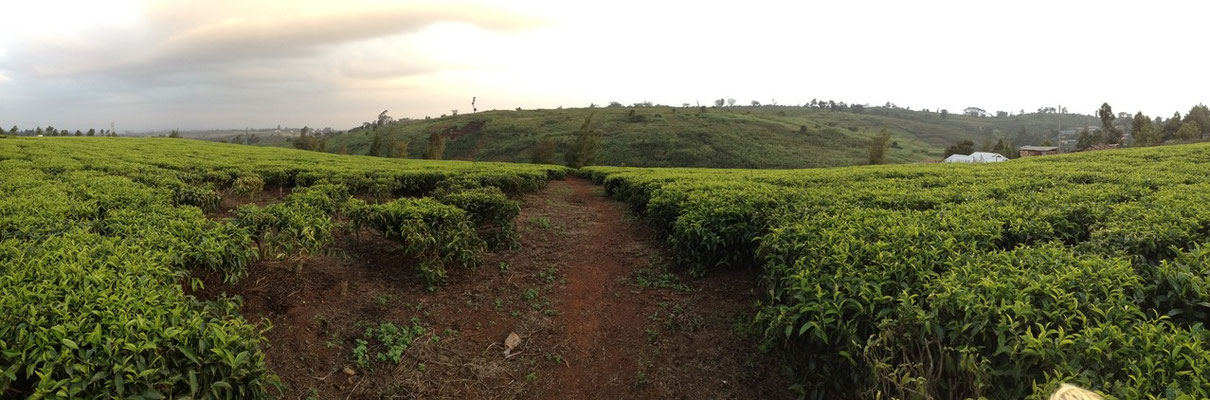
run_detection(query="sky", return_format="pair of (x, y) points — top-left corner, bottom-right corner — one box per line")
(0, 0), (1207, 131)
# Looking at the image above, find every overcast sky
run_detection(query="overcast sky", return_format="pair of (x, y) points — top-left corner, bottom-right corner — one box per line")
(0, 0), (1207, 131)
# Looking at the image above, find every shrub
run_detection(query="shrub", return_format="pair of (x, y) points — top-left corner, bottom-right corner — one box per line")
(437, 187), (521, 248)
(348, 198), (484, 287)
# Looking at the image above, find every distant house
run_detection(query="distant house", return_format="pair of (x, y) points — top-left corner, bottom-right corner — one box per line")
(944, 152), (1009, 163)
(1019, 145), (1060, 157)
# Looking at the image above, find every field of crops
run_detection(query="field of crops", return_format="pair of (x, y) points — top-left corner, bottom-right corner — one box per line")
(584, 143), (1210, 399)
(0, 137), (567, 398)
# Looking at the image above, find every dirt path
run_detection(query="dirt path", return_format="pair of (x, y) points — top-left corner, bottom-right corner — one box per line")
(194, 177), (792, 399)
(544, 178), (651, 398)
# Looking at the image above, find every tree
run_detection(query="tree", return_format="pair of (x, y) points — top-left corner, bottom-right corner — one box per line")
(939, 109), (949, 119)
(35, 127), (43, 136)
(1184, 104), (1210, 136)
(391, 139), (409, 158)
(531, 137), (557, 164)
(867, 129), (891, 165)
(293, 135), (323, 151)
(943, 140), (975, 157)
(714, 98), (725, 107)
(962, 107), (987, 117)
(1131, 112), (1159, 146)
(1162, 112), (1183, 141)
(424, 132), (446, 160)
(376, 110), (393, 127)
(86, 128), (95, 136)
(726, 98), (736, 107)
(751, 100), (761, 107)
(367, 128), (387, 157)
(607, 101), (623, 108)
(564, 113), (601, 168)
(169, 129), (181, 138)
(9, 126), (16, 135)
(1176, 121), (1202, 141)
(991, 138), (1016, 158)
(1096, 103), (1122, 143)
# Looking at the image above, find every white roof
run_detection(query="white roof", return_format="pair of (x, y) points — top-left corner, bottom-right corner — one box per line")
(944, 152), (1008, 163)
(943, 154), (971, 163)
(968, 152), (1008, 162)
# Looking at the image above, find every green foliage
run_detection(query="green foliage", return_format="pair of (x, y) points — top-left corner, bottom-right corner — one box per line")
(531, 137), (558, 164)
(231, 175), (265, 198)
(1176, 121), (1202, 141)
(435, 186), (521, 248)
(585, 142), (1210, 399)
(564, 113), (601, 168)
(943, 140), (975, 157)
(348, 197), (485, 287)
(424, 132), (446, 160)
(358, 319), (427, 365)
(0, 137), (564, 399)
(868, 129), (891, 165)
(234, 184), (348, 259)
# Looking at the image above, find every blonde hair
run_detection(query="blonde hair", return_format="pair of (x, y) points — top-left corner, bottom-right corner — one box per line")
(1050, 384), (1103, 400)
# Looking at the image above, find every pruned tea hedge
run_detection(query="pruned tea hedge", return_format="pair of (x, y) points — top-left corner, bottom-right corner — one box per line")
(584, 143), (1210, 399)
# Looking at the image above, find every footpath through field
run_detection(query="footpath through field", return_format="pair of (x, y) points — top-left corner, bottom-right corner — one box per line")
(199, 176), (790, 399)
(536, 177), (792, 400)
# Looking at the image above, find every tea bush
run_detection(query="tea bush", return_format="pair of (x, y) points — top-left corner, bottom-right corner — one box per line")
(0, 137), (564, 398)
(585, 142), (1210, 399)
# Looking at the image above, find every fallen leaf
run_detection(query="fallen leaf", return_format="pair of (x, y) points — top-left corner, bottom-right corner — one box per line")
(504, 332), (521, 356)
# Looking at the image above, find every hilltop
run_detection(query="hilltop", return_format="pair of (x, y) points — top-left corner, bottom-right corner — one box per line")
(317, 105), (1100, 168)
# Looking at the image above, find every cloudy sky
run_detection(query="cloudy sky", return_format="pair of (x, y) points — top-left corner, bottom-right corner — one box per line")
(0, 0), (1206, 131)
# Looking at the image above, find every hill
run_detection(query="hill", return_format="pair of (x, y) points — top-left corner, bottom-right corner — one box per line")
(319, 106), (1100, 168)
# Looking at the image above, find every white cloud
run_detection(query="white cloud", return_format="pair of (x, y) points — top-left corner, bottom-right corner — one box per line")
(0, 0), (1207, 131)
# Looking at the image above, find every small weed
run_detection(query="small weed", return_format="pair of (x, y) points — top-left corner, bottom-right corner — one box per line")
(632, 258), (690, 292)
(499, 261), (510, 272)
(305, 388), (320, 400)
(493, 298), (504, 311)
(538, 265), (559, 283)
(354, 318), (429, 367)
(526, 372), (538, 382)
(376, 293), (393, 307)
(645, 327), (660, 344)
(352, 339), (369, 368)
(635, 370), (649, 387)
(522, 288), (539, 301)
(529, 216), (555, 230)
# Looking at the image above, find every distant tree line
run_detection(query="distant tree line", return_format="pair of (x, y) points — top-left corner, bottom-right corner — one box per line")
(4, 125), (117, 137)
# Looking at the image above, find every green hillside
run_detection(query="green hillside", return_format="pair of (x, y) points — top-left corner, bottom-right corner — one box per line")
(320, 106), (1100, 168)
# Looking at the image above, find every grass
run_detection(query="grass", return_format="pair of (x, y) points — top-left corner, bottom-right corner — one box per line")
(319, 105), (1101, 168)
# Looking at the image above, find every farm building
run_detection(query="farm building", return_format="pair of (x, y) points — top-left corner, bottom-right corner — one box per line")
(1019, 145), (1060, 157)
(943, 152), (1009, 163)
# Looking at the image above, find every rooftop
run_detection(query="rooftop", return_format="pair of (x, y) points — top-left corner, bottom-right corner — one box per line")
(1019, 146), (1060, 151)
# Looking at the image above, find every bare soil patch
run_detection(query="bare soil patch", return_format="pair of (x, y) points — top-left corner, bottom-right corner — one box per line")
(192, 177), (792, 399)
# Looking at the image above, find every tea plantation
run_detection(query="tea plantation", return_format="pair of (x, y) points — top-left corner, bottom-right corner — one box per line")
(0, 137), (566, 398)
(585, 143), (1210, 399)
